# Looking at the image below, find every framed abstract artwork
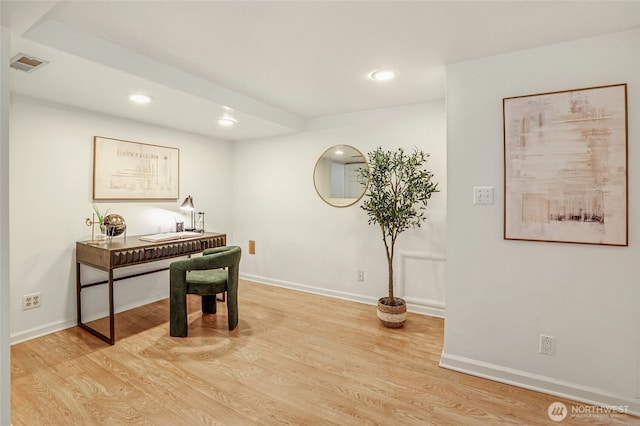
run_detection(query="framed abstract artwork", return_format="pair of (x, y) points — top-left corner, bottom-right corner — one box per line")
(503, 84), (627, 246)
(93, 136), (180, 200)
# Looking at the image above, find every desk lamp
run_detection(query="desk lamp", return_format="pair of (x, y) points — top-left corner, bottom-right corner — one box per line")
(180, 195), (196, 231)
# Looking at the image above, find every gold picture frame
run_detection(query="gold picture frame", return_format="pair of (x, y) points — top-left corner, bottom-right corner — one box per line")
(503, 84), (628, 246)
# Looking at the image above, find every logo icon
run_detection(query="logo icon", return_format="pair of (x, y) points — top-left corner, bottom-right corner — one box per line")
(548, 402), (568, 422)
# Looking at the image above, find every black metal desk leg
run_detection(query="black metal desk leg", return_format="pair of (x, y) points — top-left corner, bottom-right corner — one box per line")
(76, 262), (81, 325)
(108, 269), (115, 345)
(77, 266), (116, 346)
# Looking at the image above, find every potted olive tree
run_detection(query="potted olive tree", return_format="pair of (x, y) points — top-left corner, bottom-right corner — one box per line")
(359, 147), (438, 328)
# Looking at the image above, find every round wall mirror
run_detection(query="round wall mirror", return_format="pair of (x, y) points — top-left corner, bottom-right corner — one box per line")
(313, 145), (368, 207)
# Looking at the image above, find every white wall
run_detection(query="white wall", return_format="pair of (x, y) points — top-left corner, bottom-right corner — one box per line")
(443, 29), (640, 413)
(232, 102), (447, 316)
(0, 23), (12, 426)
(9, 96), (234, 343)
(7, 96), (446, 361)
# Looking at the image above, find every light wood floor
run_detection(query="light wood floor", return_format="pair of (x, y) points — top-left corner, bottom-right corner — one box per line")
(11, 280), (637, 425)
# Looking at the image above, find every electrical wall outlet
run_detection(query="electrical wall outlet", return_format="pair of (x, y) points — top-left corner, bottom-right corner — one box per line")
(474, 186), (494, 205)
(357, 270), (364, 282)
(22, 293), (41, 310)
(539, 334), (555, 356)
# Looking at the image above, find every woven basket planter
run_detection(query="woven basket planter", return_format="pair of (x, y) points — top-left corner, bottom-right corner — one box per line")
(376, 297), (407, 328)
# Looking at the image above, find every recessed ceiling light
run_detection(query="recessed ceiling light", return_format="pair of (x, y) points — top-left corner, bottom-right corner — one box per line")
(335, 149), (344, 155)
(129, 93), (152, 104)
(218, 117), (237, 127)
(369, 69), (396, 81)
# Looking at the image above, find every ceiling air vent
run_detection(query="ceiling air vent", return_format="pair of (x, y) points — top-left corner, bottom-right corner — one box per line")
(10, 53), (49, 73)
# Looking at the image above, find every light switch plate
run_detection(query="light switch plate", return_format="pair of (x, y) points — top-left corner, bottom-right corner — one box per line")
(474, 187), (494, 205)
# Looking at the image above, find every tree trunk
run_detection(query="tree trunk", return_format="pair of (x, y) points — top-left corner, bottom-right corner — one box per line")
(387, 250), (394, 303)
(381, 225), (398, 305)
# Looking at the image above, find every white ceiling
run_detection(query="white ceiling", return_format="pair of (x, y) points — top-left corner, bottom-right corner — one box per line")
(3, 1), (640, 141)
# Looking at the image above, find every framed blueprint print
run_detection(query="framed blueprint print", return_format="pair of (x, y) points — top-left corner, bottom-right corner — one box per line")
(93, 136), (179, 200)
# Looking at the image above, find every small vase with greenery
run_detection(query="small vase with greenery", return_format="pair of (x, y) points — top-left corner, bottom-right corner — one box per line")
(358, 147), (438, 327)
(92, 203), (109, 235)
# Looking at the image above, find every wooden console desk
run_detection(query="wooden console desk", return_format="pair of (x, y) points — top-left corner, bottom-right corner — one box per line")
(76, 232), (226, 345)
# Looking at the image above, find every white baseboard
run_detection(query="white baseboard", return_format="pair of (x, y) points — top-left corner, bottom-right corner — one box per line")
(404, 296), (445, 318)
(240, 273), (378, 305)
(10, 292), (169, 345)
(240, 273), (444, 318)
(12, 274), (442, 343)
(10, 318), (78, 345)
(440, 352), (640, 416)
